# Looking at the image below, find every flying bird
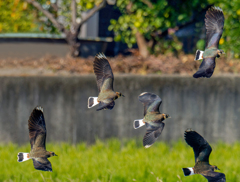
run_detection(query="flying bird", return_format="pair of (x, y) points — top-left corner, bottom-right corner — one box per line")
(182, 129), (226, 182)
(17, 106), (57, 172)
(133, 92), (170, 148)
(193, 6), (225, 78)
(88, 53), (124, 111)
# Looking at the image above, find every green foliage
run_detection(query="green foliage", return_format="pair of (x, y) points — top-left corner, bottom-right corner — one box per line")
(153, 35), (183, 55)
(0, 0), (104, 34)
(0, 139), (240, 181)
(196, 39), (206, 50)
(0, 0), (35, 33)
(208, 0), (240, 58)
(109, 0), (208, 53)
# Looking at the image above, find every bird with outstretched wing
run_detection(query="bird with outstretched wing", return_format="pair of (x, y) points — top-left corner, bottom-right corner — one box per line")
(194, 6), (225, 78)
(182, 129), (226, 182)
(88, 53), (124, 111)
(17, 106), (57, 172)
(133, 92), (170, 148)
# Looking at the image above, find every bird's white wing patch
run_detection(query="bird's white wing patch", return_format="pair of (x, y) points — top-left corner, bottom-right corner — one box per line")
(133, 119), (145, 129)
(88, 97), (99, 108)
(194, 50), (204, 61)
(36, 106), (43, 112)
(139, 92), (148, 96)
(96, 53), (107, 59)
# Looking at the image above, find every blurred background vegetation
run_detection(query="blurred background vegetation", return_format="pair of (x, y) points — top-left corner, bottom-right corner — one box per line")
(0, 0), (239, 58)
(0, 0), (105, 33)
(108, 0), (209, 57)
(0, 0), (36, 32)
(1, 139), (240, 181)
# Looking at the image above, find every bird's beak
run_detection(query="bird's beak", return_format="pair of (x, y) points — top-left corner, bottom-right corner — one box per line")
(222, 51), (225, 54)
(55, 154), (58, 156)
(122, 94), (125, 97)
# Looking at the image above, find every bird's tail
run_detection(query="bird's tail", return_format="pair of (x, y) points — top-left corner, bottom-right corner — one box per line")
(194, 50), (204, 60)
(133, 119), (145, 129)
(88, 97), (99, 108)
(17, 152), (30, 162)
(182, 167), (195, 176)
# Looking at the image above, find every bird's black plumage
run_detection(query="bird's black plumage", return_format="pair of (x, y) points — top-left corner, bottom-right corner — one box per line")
(138, 92), (162, 116)
(184, 130), (212, 163)
(193, 57), (216, 78)
(28, 107), (46, 149)
(93, 53), (114, 92)
(97, 101), (115, 111)
(202, 171), (226, 182)
(143, 122), (165, 147)
(205, 7), (224, 48)
(32, 158), (52, 172)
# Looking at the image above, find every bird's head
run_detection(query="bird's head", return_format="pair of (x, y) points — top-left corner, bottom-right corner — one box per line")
(217, 49), (225, 57)
(49, 151), (58, 157)
(163, 114), (171, 120)
(115, 92), (125, 100)
(212, 165), (220, 171)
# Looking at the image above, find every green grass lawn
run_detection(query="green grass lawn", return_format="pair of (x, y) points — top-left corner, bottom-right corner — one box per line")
(0, 139), (239, 182)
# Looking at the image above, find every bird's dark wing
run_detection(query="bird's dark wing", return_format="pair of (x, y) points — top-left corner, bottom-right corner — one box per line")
(143, 122), (165, 148)
(184, 130), (212, 163)
(138, 92), (162, 116)
(93, 53), (114, 92)
(32, 158), (52, 172)
(28, 106), (46, 150)
(205, 7), (224, 48)
(193, 57), (216, 78)
(202, 171), (226, 182)
(96, 101), (115, 111)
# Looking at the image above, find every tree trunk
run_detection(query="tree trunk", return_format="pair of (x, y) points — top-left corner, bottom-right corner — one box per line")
(66, 31), (80, 57)
(135, 31), (149, 58)
(70, 42), (80, 57)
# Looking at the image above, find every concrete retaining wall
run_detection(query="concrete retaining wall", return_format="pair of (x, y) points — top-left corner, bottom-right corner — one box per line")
(0, 75), (239, 144)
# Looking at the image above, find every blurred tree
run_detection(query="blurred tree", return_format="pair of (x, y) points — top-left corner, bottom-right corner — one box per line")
(208, 0), (240, 58)
(0, 0), (35, 33)
(24, 0), (110, 57)
(109, 0), (209, 58)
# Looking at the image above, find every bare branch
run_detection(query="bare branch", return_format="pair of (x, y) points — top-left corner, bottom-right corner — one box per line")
(126, 2), (133, 13)
(50, 2), (58, 11)
(76, 0), (107, 30)
(141, 0), (153, 8)
(25, 0), (65, 32)
(71, 0), (77, 25)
